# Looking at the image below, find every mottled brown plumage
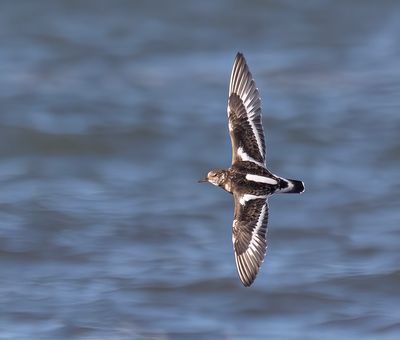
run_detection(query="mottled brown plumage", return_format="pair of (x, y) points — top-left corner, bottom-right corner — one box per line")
(201, 53), (304, 287)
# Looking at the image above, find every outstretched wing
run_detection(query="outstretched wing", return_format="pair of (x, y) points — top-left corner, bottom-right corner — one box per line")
(232, 195), (269, 287)
(228, 53), (266, 167)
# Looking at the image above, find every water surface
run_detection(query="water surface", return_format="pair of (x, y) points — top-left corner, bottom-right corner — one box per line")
(1, 1), (400, 339)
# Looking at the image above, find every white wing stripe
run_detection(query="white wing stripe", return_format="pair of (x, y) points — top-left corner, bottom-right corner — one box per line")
(239, 194), (267, 206)
(245, 174), (278, 185)
(237, 147), (264, 167)
(252, 203), (267, 237)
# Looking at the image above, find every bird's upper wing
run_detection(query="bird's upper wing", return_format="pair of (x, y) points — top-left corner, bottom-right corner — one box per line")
(232, 194), (269, 287)
(228, 53), (266, 167)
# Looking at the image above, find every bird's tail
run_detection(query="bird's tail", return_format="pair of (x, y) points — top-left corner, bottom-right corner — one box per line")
(277, 177), (305, 194)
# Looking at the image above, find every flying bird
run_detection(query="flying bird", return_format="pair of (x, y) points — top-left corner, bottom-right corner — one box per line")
(199, 53), (304, 287)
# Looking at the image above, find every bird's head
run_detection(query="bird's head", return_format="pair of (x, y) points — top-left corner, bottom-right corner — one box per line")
(198, 169), (227, 187)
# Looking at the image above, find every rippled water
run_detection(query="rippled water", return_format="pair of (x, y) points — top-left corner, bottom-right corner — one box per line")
(1, 1), (400, 339)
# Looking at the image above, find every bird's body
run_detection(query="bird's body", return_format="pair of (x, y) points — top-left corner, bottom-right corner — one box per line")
(201, 53), (304, 287)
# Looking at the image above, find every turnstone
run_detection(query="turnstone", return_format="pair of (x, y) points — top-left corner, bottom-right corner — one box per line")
(199, 53), (305, 287)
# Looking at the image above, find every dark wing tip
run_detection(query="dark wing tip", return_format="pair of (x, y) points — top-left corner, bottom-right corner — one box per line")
(229, 52), (253, 97)
(233, 52), (246, 70)
(235, 51), (244, 59)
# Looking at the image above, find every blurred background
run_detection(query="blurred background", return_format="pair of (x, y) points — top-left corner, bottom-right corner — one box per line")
(1, 0), (399, 339)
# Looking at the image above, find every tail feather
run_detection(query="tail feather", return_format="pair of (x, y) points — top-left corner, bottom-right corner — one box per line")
(278, 178), (304, 194)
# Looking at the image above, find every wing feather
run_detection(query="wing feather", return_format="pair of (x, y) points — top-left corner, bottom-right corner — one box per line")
(228, 53), (266, 166)
(232, 196), (269, 287)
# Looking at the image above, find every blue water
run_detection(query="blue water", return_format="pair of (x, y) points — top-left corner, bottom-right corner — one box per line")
(1, 1), (400, 339)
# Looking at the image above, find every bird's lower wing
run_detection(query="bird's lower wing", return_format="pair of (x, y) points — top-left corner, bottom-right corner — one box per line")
(232, 195), (269, 287)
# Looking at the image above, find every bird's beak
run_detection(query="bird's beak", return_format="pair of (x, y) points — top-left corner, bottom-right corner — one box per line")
(198, 177), (208, 183)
